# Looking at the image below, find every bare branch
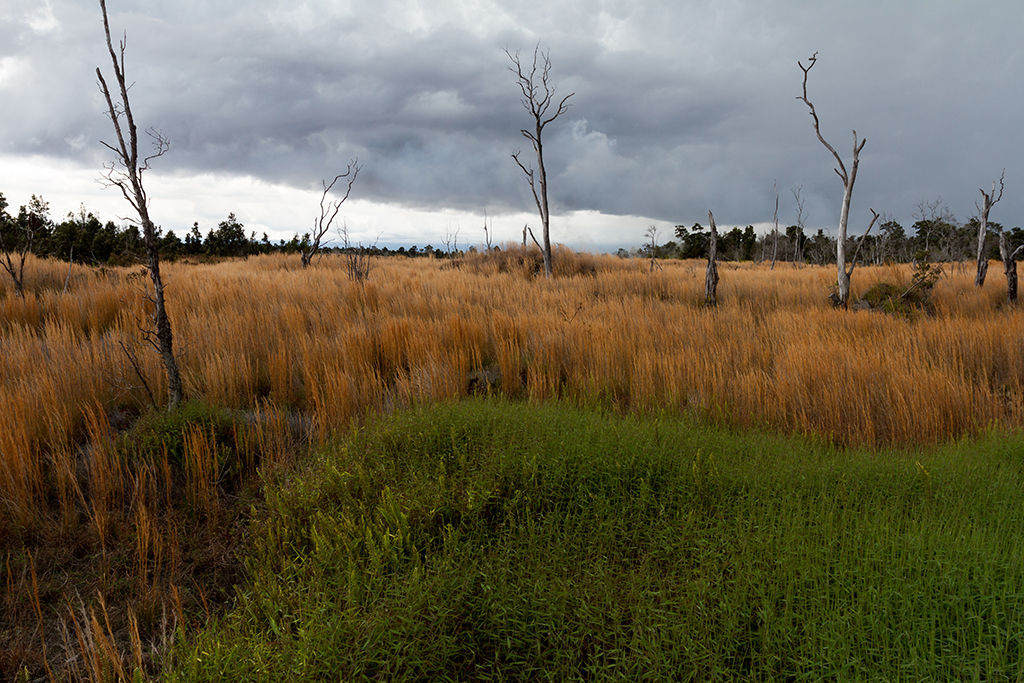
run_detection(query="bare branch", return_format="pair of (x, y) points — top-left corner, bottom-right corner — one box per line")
(846, 209), (880, 281)
(303, 159), (360, 268)
(798, 53), (851, 184)
(526, 226), (543, 251)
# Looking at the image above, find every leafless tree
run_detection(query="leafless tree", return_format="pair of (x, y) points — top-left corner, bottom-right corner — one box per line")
(974, 170), (1004, 287)
(338, 220), (376, 283)
(792, 185), (807, 263)
(998, 231), (1024, 304)
(304, 160), (359, 269)
(482, 210), (494, 252)
(915, 198), (943, 256)
(798, 52), (866, 308)
(769, 182), (780, 269)
(645, 225), (663, 272)
(0, 194), (47, 298)
(705, 211), (719, 306)
(442, 223), (460, 256)
(96, 0), (182, 408)
(507, 45), (574, 279)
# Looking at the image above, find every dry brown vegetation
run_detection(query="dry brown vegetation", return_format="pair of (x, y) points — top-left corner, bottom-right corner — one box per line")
(2, 246), (1023, 678)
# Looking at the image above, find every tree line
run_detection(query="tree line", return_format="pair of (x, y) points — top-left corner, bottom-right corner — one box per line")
(0, 194), (455, 271)
(628, 215), (1024, 268)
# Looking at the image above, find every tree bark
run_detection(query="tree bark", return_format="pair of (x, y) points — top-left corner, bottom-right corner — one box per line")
(705, 211), (719, 306)
(999, 231), (1023, 304)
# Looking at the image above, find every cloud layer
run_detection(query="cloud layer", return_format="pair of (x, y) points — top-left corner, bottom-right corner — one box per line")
(2, 0), (1023, 247)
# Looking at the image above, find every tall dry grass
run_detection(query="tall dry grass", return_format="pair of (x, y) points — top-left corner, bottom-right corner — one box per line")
(2, 250), (1023, 530)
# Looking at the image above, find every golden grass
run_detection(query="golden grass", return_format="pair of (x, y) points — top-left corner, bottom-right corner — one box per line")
(2, 250), (1024, 532)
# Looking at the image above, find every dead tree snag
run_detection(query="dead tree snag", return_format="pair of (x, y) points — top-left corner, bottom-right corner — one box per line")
(304, 161), (360, 269)
(798, 52), (866, 308)
(705, 211), (719, 306)
(507, 45), (573, 279)
(974, 171), (1004, 287)
(96, 0), (182, 407)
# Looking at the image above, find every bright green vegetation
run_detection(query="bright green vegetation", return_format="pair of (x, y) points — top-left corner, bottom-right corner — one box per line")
(167, 398), (1024, 681)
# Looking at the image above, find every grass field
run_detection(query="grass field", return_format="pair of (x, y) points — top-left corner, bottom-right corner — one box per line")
(168, 398), (1024, 681)
(2, 248), (1023, 680)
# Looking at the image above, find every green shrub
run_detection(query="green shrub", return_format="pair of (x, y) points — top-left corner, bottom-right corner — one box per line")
(121, 399), (236, 468)
(862, 281), (903, 308)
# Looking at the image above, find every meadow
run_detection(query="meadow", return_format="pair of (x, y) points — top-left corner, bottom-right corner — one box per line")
(2, 248), (1024, 680)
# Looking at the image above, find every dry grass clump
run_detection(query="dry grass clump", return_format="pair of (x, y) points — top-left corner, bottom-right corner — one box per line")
(449, 243), (610, 279)
(2, 250), (1024, 678)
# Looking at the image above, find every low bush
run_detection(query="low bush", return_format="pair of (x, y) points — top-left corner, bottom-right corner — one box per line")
(120, 399), (238, 469)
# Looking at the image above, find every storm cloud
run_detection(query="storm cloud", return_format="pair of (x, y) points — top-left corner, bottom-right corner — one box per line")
(2, 0), (1023, 248)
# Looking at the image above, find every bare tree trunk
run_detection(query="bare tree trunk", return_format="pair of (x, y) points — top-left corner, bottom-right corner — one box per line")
(705, 211), (719, 306)
(645, 225), (662, 272)
(770, 182), (779, 271)
(798, 53), (865, 308)
(792, 185), (806, 264)
(507, 45), (573, 280)
(97, 0), (182, 408)
(999, 231), (1023, 304)
(835, 181), (855, 305)
(483, 210), (493, 252)
(975, 172), (1004, 287)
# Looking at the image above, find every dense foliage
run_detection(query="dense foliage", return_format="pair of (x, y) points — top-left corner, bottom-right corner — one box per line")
(0, 193), (449, 265)
(627, 217), (1024, 266)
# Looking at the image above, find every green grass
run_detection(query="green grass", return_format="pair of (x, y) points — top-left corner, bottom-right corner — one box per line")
(166, 398), (1024, 681)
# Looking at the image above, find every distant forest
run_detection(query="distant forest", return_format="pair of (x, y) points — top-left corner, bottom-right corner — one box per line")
(2, 191), (1022, 266)
(0, 194), (443, 264)
(632, 219), (1024, 267)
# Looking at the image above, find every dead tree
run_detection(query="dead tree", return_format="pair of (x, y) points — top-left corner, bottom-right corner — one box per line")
(798, 52), (866, 308)
(0, 194), (47, 298)
(645, 225), (663, 272)
(482, 210), (494, 252)
(705, 211), (719, 306)
(442, 223), (459, 256)
(96, 0), (183, 408)
(792, 185), (807, 263)
(770, 182), (780, 270)
(304, 160), (359, 268)
(999, 232), (1024, 304)
(338, 220), (377, 283)
(974, 171), (1004, 287)
(507, 45), (574, 279)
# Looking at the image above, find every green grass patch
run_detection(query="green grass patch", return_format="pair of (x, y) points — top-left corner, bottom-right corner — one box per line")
(166, 398), (1024, 681)
(120, 399), (237, 467)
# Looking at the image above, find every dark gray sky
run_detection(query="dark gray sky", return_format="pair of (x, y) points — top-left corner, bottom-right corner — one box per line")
(2, 0), (1022, 250)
